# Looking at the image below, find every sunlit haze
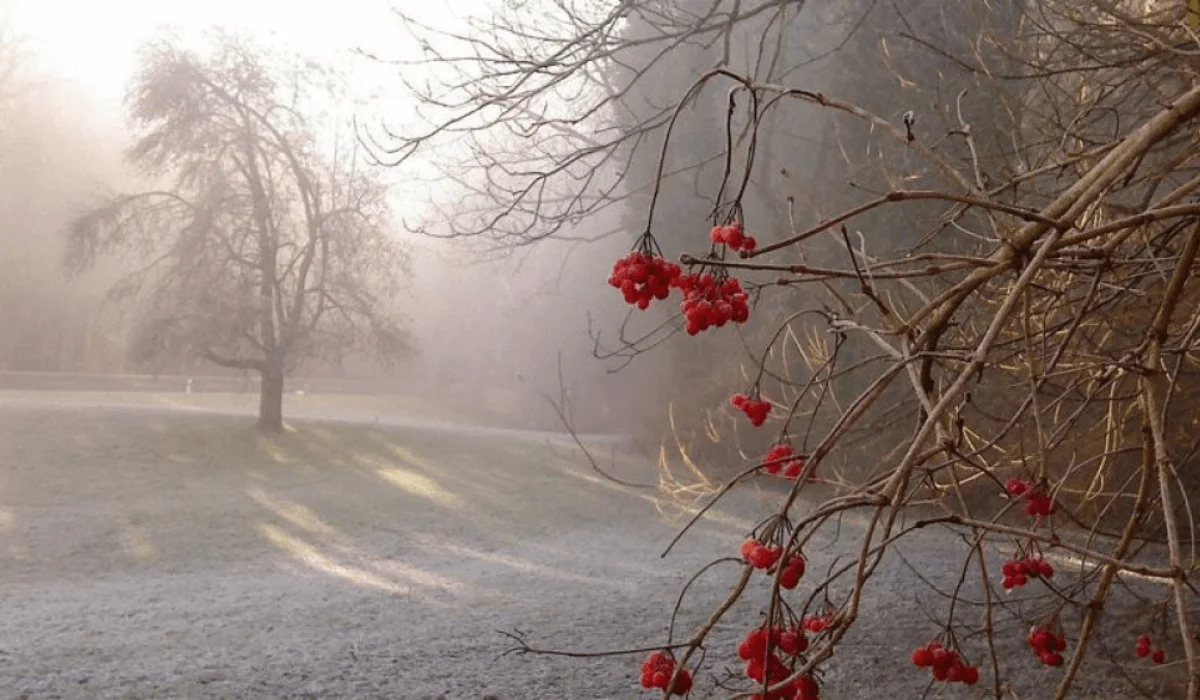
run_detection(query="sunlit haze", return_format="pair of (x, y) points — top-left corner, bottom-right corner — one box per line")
(11, 0), (406, 107)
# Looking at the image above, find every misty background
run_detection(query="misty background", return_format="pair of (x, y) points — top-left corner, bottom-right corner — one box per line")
(0, 0), (1065, 466)
(0, 0), (660, 436)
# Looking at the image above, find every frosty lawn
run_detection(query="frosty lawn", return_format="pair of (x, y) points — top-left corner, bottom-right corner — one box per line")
(0, 396), (1160, 698)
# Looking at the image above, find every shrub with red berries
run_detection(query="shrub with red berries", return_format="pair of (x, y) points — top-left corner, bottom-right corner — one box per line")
(639, 651), (693, 695)
(801, 610), (835, 635)
(609, 250), (683, 310)
(732, 393), (772, 426)
(1135, 635), (1167, 664)
(910, 641), (980, 685)
(1005, 478), (1056, 517)
(738, 626), (809, 662)
(762, 443), (809, 480)
(677, 271), (751, 335)
(735, 627), (820, 700)
(778, 554), (806, 589)
(744, 674), (820, 700)
(1001, 556), (1054, 589)
(710, 221), (758, 253)
(1028, 626), (1067, 667)
(741, 539), (783, 570)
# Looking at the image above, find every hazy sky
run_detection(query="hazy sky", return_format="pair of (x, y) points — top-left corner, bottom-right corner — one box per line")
(6, 0), (513, 267)
(8, 0), (454, 111)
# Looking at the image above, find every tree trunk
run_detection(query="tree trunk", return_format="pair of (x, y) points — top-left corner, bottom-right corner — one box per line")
(258, 361), (285, 433)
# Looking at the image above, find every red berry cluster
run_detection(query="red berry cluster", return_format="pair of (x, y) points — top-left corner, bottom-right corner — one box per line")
(1028, 626), (1067, 666)
(801, 611), (834, 635)
(748, 674), (820, 700)
(732, 393), (772, 426)
(762, 444), (807, 480)
(744, 644), (790, 687)
(1005, 478), (1056, 517)
(737, 631), (819, 699)
(737, 540), (805, 586)
(677, 272), (751, 335)
(778, 555), (806, 589)
(1001, 556), (1054, 589)
(910, 642), (980, 685)
(710, 222), (758, 253)
(741, 539), (782, 570)
(739, 626), (810, 661)
(1135, 635), (1166, 664)
(609, 252), (682, 310)
(639, 651), (693, 695)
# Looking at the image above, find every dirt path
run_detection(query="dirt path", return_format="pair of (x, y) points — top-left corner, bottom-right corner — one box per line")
(0, 395), (1169, 698)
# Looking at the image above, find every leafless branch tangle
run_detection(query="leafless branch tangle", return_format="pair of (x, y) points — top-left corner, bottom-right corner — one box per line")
(370, 1), (1200, 697)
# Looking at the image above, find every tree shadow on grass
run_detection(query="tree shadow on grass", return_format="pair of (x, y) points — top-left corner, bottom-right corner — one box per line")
(0, 404), (723, 600)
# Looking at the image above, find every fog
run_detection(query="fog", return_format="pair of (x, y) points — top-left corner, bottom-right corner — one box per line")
(0, 39), (130, 372)
(0, 15), (654, 437)
(398, 234), (664, 434)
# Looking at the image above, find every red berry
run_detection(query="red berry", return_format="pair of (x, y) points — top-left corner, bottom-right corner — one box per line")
(763, 444), (793, 475)
(793, 674), (819, 700)
(747, 544), (781, 570)
(725, 226), (744, 248)
(738, 629), (769, 662)
(666, 668), (692, 695)
(961, 665), (979, 685)
(736, 398), (772, 426)
(778, 629), (807, 655)
(946, 662), (965, 682)
(778, 555), (806, 589)
(802, 613), (830, 634)
(1005, 478), (1029, 496)
(740, 539), (758, 560)
(640, 650), (676, 690)
(1032, 558), (1054, 578)
(1025, 492), (1056, 517)
(1153, 649), (1165, 664)
(1136, 635), (1152, 658)
(783, 455), (805, 480)
(745, 653), (788, 684)
(912, 647), (934, 667)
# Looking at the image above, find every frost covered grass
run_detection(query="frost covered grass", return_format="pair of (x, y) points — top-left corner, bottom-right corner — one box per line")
(0, 399), (749, 698)
(0, 396), (1177, 698)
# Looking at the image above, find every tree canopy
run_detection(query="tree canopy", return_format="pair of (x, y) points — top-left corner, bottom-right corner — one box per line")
(67, 31), (410, 431)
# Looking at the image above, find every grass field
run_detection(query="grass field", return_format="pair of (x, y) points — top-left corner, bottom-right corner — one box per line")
(0, 393), (1174, 698)
(0, 395), (760, 699)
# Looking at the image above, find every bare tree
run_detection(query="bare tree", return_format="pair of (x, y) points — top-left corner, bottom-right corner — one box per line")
(68, 31), (410, 432)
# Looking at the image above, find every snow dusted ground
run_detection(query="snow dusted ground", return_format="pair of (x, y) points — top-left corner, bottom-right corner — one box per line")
(0, 392), (1181, 698)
